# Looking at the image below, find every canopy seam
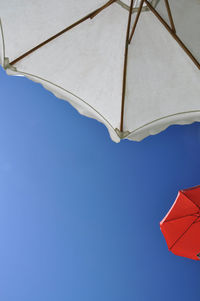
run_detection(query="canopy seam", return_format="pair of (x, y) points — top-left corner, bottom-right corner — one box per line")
(169, 216), (199, 251)
(6, 67), (117, 134)
(127, 110), (200, 136)
(181, 191), (200, 210)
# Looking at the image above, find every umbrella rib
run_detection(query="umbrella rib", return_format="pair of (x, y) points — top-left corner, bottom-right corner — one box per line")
(90, 0), (117, 19)
(143, 0), (200, 70)
(164, 213), (199, 223)
(120, 0), (134, 132)
(169, 216), (199, 251)
(128, 0), (144, 44)
(128, 0), (176, 46)
(9, 0), (117, 66)
(181, 191), (200, 210)
(164, 0), (176, 33)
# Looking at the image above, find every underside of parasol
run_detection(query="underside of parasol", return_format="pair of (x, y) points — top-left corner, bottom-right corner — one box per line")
(0, 0), (200, 142)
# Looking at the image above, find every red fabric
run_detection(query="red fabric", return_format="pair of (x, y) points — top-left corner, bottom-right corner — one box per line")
(160, 186), (200, 260)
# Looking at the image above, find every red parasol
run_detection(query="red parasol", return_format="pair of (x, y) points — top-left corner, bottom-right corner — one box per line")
(160, 185), (200, 260)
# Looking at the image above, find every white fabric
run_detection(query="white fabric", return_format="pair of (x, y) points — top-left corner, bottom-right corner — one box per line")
(125, 11), (200, 134)
(0, 0), (200, 142)
(0, 0), (105, 61)
(156, 0), (200, 63)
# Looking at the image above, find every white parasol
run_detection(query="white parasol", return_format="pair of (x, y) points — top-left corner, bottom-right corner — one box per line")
(0, 0), (200, 142)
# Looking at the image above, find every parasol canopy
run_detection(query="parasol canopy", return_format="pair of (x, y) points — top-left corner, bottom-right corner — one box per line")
(0, 0), (200, 142)
(160, 185), (200, 260)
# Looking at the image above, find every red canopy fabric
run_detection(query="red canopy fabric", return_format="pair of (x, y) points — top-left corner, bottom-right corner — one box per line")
(160, 186), (200, 260)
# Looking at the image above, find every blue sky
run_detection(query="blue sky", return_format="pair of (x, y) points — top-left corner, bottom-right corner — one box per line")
(0, 66), (200, 301)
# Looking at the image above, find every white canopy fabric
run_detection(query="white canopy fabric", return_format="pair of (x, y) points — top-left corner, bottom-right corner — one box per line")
(0, 0), (200, 142)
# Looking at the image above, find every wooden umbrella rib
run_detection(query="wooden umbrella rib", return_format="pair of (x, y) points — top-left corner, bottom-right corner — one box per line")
(128, 0), (144, 44)
(90, 0), (117, 19)
(10, 0), (117, 66)
(144, 0), (200, 70)
(164, 0), (176, 33)
(120, 0), (134, 133)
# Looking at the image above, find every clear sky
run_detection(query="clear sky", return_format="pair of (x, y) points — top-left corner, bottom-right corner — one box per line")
(0, 66), (200, 301)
